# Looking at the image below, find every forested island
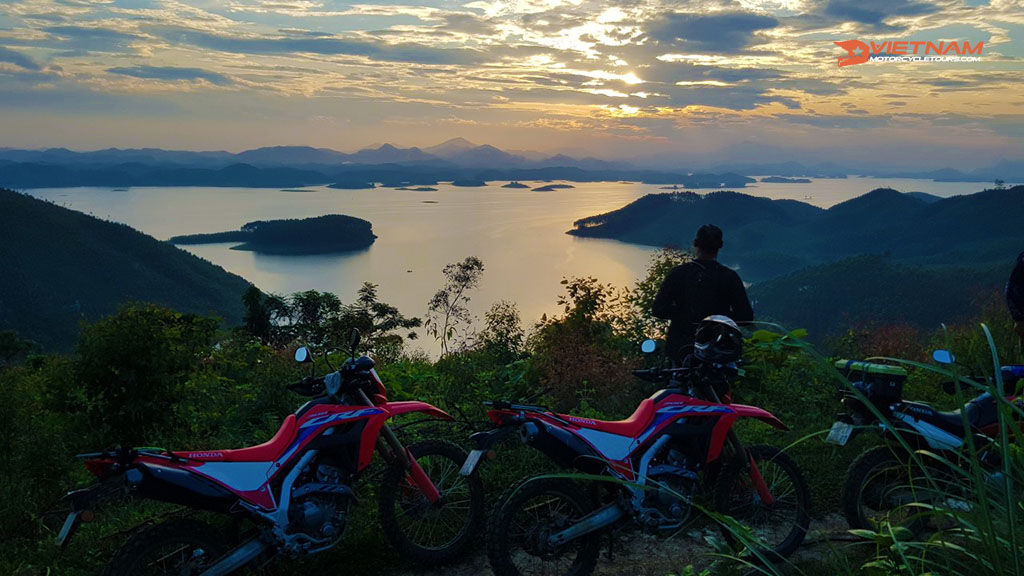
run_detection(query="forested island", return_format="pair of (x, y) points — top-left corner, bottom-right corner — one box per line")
(170, 215), (377, 255)
(502, 181), (530, 188)
(532, 184), (575, 191)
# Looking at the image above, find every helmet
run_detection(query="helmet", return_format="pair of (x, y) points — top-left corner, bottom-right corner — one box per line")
(693, 315), (743, 364)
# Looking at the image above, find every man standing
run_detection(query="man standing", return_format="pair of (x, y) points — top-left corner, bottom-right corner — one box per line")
(652, 225), (753, 362)
(1007, 251), (1024, 344)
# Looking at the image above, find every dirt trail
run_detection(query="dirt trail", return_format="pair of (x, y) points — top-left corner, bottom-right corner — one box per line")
(405, 514), (854, 576)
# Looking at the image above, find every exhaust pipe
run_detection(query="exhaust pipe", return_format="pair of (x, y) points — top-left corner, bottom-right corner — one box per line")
(200, 537), (267, 576)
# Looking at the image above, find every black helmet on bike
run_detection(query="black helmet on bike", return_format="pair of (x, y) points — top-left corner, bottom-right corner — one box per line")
(693, 315), (743, 364)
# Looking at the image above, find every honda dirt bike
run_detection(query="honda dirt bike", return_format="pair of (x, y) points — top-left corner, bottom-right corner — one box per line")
(57, 330), (484, 575)
(466, 339), (810, 576)
(827, 350), (1024, 531)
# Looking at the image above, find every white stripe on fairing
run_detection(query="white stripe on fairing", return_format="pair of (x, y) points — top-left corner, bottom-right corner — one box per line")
(893, 413), (963, 451)
(193, 462), (275, 492)
(575, 428), (655, 461)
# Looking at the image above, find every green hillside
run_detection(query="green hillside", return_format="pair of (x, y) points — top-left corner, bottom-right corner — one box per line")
(569, 186), (1024, 282)
(0, 188), (251, 350)
(748, 255), (1006, 339)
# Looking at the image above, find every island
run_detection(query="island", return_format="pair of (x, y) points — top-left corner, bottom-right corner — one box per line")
(659, 185), (683, 190)
(502, 181), (530, 189)
(760, 176), (812, 184)
(395, 186), (438, 191)
(328, 181), (376, 190)
(532, 184), (576, 192)
(169, 214), (377, 255)
(451, 179), (487, 187)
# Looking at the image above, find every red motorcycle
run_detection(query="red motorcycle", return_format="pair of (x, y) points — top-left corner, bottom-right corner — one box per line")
(57, 330), (483, 575)
(464, 317), (810, 576)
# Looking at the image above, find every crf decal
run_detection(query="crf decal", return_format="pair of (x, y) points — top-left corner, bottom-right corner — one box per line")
(303, 408), (381, 428)
(657, 405), (732, 415)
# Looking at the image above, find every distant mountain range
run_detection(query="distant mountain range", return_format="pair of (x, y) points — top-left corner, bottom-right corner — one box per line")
(569, 185), (1024, 282)
(0, 139), (753, 189)
(0, 188), (250, 350)
(1, 138), (1020, 188)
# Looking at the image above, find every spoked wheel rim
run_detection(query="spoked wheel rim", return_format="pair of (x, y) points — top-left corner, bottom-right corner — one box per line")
(858, 459), (932, 532)
(504, 488), (591, 575)
(715, 445), (810, 560)
(391, 451), (475, 550)
(136, 540), (218, 576)
(725, 462), (800, 547)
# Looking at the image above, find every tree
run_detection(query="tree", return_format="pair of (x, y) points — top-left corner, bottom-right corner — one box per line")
(74, 304), (219, 446)
(479, 300), (525, 363)
(426, 256), (485, 355)
(995, 179), (1006, 190)
(0, 331), (38, 367)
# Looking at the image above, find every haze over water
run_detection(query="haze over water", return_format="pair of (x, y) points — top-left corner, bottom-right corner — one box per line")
(27, 178), (991, 350)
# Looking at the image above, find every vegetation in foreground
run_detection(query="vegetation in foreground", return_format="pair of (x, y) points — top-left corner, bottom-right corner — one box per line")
(0, 249), (1021, 576)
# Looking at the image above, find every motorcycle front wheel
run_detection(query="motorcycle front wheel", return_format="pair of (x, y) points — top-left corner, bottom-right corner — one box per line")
(104, 518), (228, 576)
(378, 439), (484, 566)
(714, 444), (811, 562)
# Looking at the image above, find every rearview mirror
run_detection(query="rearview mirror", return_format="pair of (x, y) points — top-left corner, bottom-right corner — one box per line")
(932, 350), (955, 365)
(349, 328), (361, 354)
(294, 347), (312, 363)
(641, 339), (657, 354)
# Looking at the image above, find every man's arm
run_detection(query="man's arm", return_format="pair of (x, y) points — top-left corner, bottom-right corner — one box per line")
(727, 271), (754, 323)
(652, 267), (680, 320)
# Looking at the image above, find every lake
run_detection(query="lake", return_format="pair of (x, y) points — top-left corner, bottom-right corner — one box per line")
(26, 177), (993, 350)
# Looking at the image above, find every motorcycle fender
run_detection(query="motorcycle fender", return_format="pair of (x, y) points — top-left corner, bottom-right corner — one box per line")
(730, 404), (790, 431)
(384, 401), (454, 421)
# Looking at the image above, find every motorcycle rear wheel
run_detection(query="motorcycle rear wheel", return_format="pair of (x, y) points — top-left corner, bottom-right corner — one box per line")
(487, 477), (601, 576)
(104, 518), (228, 576)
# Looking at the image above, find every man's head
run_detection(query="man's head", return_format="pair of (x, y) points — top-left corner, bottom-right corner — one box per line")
(693, 224), (723, 259)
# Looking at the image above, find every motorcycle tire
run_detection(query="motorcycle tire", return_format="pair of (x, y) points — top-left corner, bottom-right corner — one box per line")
(714, 444), (811, 562)
(487, 477), (601, 576)
(378, 439), (484, 566)
(104, 518), (229, 576)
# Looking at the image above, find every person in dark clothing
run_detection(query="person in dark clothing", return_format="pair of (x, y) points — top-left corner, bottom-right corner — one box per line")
(652, 225), (753, 362)
(1007, 251), (1024, 344)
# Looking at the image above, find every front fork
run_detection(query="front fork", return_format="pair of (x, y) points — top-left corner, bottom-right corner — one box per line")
(361, 390), (441, 504)
(726, 429), (774, 506)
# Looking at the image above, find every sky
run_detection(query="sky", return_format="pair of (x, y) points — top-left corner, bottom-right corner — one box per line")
(0, 0), (1021, 170)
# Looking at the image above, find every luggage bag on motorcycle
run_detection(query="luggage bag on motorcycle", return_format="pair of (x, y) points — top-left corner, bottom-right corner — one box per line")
(834, 359), (907, 410)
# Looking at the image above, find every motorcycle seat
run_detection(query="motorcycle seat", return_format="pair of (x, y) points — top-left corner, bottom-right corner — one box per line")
(563, 399), (656, 437)
(919, 393), (998, 434)
(176, 414), (298, 462)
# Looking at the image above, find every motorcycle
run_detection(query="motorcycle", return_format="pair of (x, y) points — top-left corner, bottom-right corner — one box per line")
(465, 323), (811, 576)
(827, 350), (1024, 531)
(56, 329), (484, 575)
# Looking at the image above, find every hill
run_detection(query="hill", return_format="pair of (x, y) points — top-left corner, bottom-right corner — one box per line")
(569, 186), (1024, 281)
(749, 255), (1005, 339)
(0, 188), (251, 350)
(170, 215), (377, 255)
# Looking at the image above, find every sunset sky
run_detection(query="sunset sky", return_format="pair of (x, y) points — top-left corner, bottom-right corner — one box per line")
(1, 0), (1021, 169)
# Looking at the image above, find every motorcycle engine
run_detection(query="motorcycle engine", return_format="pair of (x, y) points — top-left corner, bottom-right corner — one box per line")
(290, 464), (352, 543)
(639, 449), (698, 532)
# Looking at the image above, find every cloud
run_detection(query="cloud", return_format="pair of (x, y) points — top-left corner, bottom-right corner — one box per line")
(823, 0), (940, 29)
(107, 65), (233, 85)
(647, 12), (779, 53)
(151, 27), (485, 65)
(40, 25), (143, 53)
(0, 46), (41, 71)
